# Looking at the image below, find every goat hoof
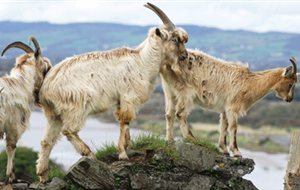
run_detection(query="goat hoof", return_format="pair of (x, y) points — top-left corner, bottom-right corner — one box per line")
(223, 152), (230, 157)
(5, 173), (15, 184)
(166, 140), (175, 146)
(4, 177), (13, 185)
(118, 151), (129, 160)
(233, 154), (242, 158)
(38, 174), (49, 184)
(87, 154), (97, 160)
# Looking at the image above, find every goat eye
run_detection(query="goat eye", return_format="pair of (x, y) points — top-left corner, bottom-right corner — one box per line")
(288, 84), (293, 89)
(172, 38), (178, 43)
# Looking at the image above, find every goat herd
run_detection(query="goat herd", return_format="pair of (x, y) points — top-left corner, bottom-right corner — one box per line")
(0, 2), (298, 185)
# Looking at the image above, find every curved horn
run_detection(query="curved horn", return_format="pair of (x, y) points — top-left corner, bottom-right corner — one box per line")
(144, 2), (175, 31)
(290, 56), (297, 75)
(1, 41), (34, 57)
(29, 36), (41, 58)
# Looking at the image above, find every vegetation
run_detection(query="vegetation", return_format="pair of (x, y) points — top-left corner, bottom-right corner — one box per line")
(95, 133), (221, 163)
(0, 147), (64, 182)
(95, 143), (118, 160)
(130, 134), (166, 151)
(184, 138), (219, 153)
(96, 134), (179, 160)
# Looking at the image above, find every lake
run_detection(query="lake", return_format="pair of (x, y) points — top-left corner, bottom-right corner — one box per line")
(0, 111), (288, 190)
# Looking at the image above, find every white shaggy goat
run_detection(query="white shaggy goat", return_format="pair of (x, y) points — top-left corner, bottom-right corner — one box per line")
(36, 3), (188, 183)
(0, 37), (51, 183)
(161, 50), (297, 157)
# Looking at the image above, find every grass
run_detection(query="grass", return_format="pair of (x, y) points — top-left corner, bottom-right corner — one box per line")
(95, 133), (222, 162)
(95, 134), (181, 160)
(184, 138), (219, 153)
(130, 134), (166, 151)
(95, 143), (118, 160)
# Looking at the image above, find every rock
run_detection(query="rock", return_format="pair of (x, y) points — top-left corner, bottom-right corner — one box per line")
(130, 172), (186, 190)
(175, 142), (217, 172)
(183, 175), (215, 190)
(6, 141), (258, 190)
(66, 157), (114, 190)
(213, 155), (255, 177)
(47, 177), (66, 190)
(29, 178), (66, 190)
(227, 177), (258, 190)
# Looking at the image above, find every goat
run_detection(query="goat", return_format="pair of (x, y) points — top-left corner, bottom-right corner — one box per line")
(0, 37), (51, 183)
(36, 3), (188, 183)
(161, 49), (297, 157)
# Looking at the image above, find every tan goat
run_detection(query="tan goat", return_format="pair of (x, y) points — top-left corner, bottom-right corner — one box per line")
(0, 37), (51, 183)
(36, 3), (188, 183)
(161, 50), (297, 157)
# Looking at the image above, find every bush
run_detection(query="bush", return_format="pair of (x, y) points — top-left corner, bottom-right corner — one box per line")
(0, 147), (65, 182)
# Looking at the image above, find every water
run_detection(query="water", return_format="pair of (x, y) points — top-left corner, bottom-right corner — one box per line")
(0, 111), (288, 190)
(242, 149), (287, 190)
(1, 111), (143, 169)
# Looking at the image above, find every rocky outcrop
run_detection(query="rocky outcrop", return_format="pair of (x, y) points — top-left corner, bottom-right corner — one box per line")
(65, 157), (115, 190)
(2, 141), (258, 190)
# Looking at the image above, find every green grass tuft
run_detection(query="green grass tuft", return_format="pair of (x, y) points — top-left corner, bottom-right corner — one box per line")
(130, 134), (166, 151)
(95, 143), (118, 160)
(184, 138), (220, 153)
(95, 134), (179, 160)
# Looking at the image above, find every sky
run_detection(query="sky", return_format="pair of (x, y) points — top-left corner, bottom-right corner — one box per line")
(0, 0), (300, 33)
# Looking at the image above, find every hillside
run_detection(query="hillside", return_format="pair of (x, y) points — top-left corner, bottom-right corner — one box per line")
(0, 21), (300, 71)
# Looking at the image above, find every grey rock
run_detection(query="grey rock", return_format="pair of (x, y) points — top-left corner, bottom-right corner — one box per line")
(184, 175), (215, 190)
(130, 172), (186, 190)
(47, 177), (66, 190)
(213, 156), (255, 177)
(227, 177), (259, 190)
(29, 178), (66, 190)
(12, 183), (29, 190)
(66, 157), (114, 190)
(111, 160), (133, 177)
(175, 142), (217, 172)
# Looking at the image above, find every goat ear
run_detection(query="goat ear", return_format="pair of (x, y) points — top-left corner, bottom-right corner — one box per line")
(155, 28), (162, 38)
(283, 66), (294, 78)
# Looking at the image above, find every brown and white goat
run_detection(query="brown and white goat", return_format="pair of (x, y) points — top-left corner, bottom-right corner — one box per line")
(0, 37), (51, 183)
(161, 50), (297, 157)
(36, 3), (188, 183)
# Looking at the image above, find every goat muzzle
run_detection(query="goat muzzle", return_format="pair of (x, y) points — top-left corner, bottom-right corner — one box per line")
(286, 96), (293, 103)
(179, 51), (188, 61)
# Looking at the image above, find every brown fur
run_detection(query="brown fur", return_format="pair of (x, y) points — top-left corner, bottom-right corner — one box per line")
(162, 49), (297, 157)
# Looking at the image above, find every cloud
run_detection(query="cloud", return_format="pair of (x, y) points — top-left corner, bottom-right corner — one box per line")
(0, 0), (300, 33)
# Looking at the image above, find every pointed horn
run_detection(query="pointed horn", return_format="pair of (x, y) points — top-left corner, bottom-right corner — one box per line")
(1, 41), (34, 57)
(29, 36), (41, 58)
(290, 56), (297, 75)
(144, 2), (175, 31)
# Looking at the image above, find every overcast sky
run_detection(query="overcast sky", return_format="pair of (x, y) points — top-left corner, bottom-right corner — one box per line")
(0, 0), (300, 33)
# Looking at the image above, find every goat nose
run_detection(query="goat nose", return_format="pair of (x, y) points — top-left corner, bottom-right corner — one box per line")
(286, 97), (293, 102)
(179, 51), (188, 61)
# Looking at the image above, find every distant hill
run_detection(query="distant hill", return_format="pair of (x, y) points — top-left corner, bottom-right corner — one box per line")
(0, 21), (300, 71)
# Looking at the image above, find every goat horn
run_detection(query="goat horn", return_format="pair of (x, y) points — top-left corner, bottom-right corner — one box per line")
(1, 41), (34, 57)
(29, 36), (41, 58)
(290, 56), (297, 75)
(144, 2), (175, 31)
